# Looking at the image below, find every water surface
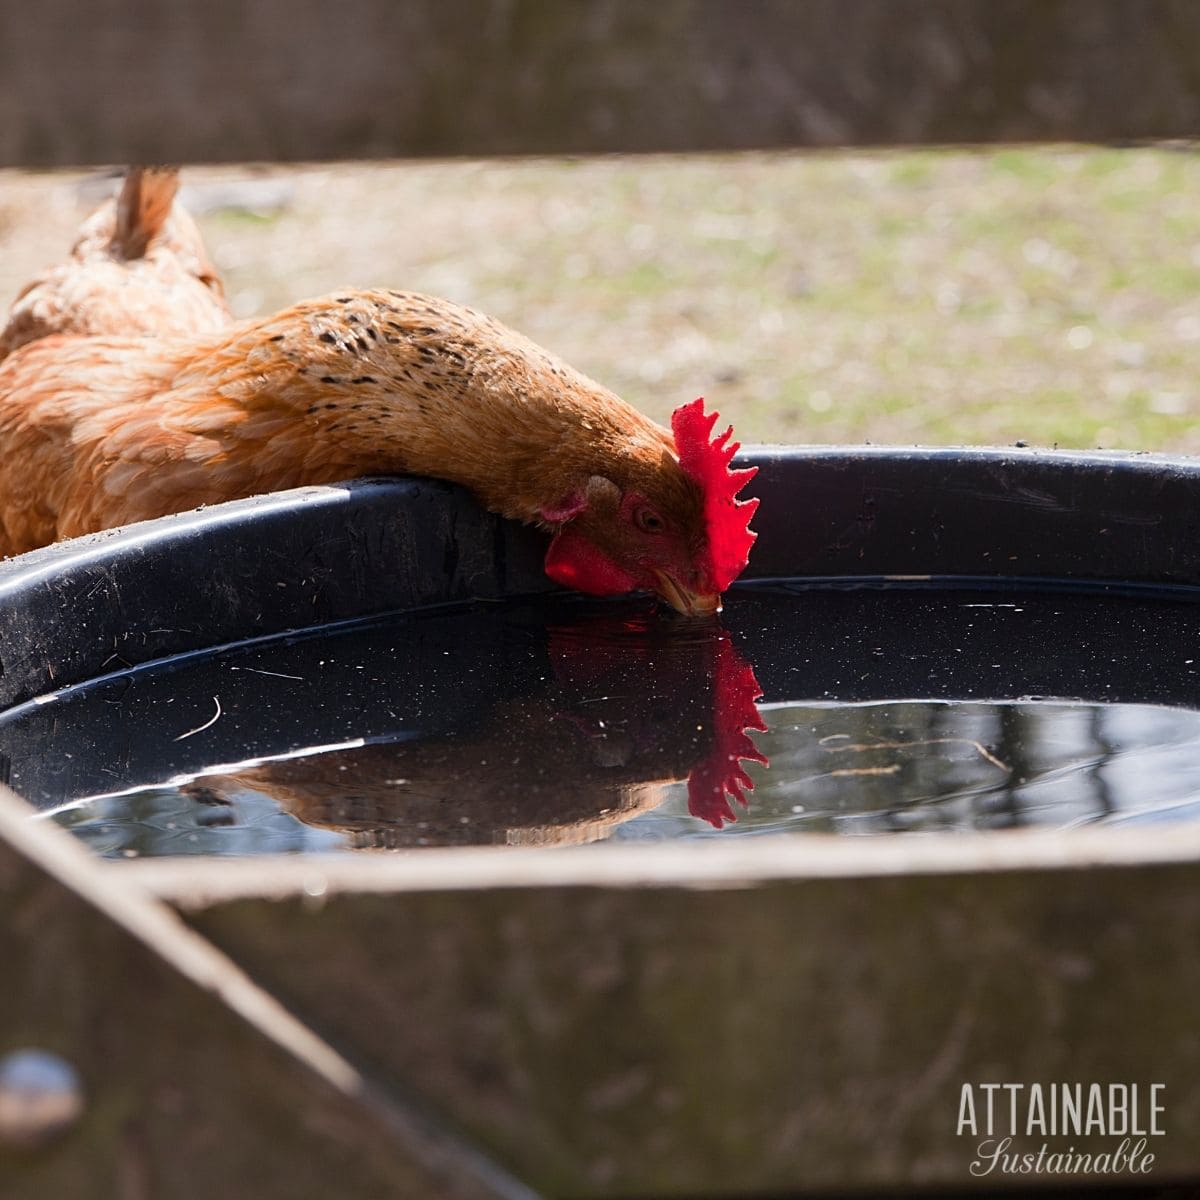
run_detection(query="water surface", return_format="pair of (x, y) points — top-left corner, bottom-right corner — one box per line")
(4, 583), (1199, 856)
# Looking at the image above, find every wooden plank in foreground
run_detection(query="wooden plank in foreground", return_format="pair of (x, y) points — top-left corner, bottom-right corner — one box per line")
(0, 785), (538, 1200)
(1, 0), (1199, 166)
(145, 828), (1200, 1197)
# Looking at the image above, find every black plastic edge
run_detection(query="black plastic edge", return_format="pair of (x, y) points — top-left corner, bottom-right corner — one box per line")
(0, 477), (551, 710)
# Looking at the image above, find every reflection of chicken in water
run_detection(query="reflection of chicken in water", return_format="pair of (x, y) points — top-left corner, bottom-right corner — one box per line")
(189, 704), (681, 848)
(0, 167), (230, 359)
(186, 628), (766, 848)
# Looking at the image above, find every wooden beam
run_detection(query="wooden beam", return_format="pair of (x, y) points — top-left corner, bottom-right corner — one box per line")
(0, 785), (539, 1200)
(1, 0), (1199, 167)
(171, 844), (1200, 1195)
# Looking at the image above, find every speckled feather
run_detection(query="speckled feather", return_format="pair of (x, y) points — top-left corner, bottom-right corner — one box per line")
(0, 167), (230, 362)
(0, 289), (708, 566)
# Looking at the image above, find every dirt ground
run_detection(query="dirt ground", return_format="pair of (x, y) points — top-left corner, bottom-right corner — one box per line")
(1, 148), (1198, 450)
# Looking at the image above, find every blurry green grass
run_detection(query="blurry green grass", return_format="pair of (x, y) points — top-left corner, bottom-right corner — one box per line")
(4, 147), (1199, 451)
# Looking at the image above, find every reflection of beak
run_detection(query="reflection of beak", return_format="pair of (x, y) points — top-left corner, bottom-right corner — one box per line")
(652, 570), (722, 617)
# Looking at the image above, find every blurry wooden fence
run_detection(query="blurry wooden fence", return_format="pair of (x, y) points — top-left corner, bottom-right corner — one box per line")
(1, 0), (1198, 166)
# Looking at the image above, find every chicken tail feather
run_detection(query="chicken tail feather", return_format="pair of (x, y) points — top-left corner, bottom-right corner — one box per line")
(112, 167), (181, 261)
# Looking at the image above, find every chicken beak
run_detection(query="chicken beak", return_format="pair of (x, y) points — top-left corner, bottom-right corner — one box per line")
(652, 570), (722, 618)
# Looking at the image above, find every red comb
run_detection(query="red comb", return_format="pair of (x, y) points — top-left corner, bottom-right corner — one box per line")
(686, 633), (768, 829)
(671, 398), (759, 593)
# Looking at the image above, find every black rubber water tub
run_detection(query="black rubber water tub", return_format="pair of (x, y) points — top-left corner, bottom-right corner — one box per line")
(5, 446), (1200, 822)
(2, 446), (1200, 1197)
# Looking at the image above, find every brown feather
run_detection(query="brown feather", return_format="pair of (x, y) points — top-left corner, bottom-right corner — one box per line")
(113, 166), (180, 260)
(0, 290), (703, 573)
(0, 167), (230, 362)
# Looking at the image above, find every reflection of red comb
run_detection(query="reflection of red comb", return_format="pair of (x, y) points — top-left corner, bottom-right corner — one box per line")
(687, 633), (768, 828)
(672, 398), (760, 593)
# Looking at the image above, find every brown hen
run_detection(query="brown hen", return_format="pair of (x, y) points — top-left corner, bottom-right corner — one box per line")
(0, 167), (230, 361)
(0, 288), (757, 613)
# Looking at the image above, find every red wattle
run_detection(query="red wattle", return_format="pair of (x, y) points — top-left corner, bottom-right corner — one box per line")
(544, 527), (639, 597)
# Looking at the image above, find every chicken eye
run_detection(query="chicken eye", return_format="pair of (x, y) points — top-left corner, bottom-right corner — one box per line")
(634, 506), (665, 534)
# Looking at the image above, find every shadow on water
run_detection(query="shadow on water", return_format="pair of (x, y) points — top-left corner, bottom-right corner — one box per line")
(5, 582), (1200, 855)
